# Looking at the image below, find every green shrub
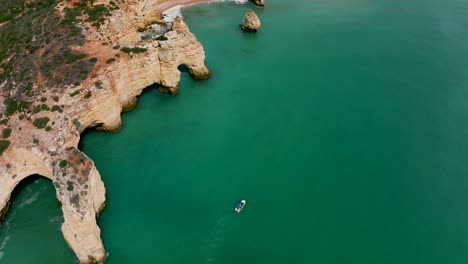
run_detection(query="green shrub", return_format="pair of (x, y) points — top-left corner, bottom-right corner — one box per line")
(61, 8), (81, 26)
(2, 128), (11, 138)
(59, 160), (67, 168)
(32, 105), (42, 114)
(41, 104), (50, 111)
(85, 5), (110, 22)
(70, 194), (80, 206)
(4, 98), (28, 116)
(106, 58), (116, 64)
(0, 14), (14, 24)
(121, 47), (147, 54)
(69, 90), (80, 97)
(67, 181), (74, 191)
(63, 50), (86, 64)
(51, 105), (63, 113)
(84, 91), (92, 99)
(156, 35), (168, 41)
(0, 140), (10, 155)
(45, 126), (52, 131)
(33, 117), (50, 129)
(72, 119), (81, 130)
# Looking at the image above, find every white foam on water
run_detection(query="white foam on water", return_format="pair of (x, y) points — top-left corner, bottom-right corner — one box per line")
(48, 215), (62, 223)
(0, 186), (46, 260)
(0, 199), (17, 261)
(203, 213), (236, 263)
(0, 235), (11, 261)
(18, 191), (39, 208)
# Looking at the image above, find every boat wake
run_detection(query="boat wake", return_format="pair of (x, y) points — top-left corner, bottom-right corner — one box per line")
(203, 214), (235, 263)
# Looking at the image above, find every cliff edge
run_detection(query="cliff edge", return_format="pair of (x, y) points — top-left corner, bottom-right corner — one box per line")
(0, 0), (210, 263)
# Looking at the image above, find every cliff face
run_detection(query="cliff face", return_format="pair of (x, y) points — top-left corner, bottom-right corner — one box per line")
(0, 0), (210, 263)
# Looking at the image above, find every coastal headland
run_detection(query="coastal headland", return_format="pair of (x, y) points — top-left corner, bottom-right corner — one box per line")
(0, 0), (220, 262)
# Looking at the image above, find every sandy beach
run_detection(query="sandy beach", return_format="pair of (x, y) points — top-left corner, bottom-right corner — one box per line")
(155, 0), (218, 13)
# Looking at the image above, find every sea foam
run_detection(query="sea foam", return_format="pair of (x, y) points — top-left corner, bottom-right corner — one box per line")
(0, 235), (11, 261)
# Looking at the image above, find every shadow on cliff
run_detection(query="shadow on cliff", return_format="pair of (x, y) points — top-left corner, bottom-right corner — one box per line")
(1, 175), (56, 223)
(78, 84), (165, 150)
(77, 63), (211, 151)
(9, 175), (47, 202)
(78, 128), (95, 151)
(178, 64), (190, 74)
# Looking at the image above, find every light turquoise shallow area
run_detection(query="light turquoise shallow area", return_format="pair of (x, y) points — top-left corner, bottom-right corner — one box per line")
(2, 0), (468, 263)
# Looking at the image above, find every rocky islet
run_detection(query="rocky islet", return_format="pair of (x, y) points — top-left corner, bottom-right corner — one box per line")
(242, 9), (261, 32)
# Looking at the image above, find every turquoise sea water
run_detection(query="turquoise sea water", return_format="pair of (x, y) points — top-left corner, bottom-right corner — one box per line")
(2, 0), (468, 263)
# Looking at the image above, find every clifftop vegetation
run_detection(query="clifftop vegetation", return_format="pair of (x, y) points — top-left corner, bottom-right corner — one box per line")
(0, 0), (119, 98)
(0, 0), (90, 96)
(0, 0), (121, 155)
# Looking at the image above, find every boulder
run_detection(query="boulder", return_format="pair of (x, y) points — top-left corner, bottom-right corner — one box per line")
(251, 0), (265, 6)
(242, 10), (261, 32)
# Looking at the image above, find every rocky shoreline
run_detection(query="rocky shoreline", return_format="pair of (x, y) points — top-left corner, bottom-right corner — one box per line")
(0, 0), (264, 262)
(0, 0), (213, 263)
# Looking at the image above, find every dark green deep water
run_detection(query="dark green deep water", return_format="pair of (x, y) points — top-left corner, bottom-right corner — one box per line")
(2, 0), (468, 263)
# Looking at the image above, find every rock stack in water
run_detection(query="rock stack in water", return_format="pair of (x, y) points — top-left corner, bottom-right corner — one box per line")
(252, 0), (265, 6)
(242, 10), (261, 32)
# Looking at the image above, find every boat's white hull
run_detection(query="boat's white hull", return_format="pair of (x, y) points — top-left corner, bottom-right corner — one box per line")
(235, 200), (246, 213)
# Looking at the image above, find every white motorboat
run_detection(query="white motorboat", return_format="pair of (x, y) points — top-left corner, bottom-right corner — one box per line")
(234, 200), (246, 213)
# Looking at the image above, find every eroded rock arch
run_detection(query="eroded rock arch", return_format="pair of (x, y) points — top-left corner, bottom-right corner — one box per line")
(0, 146), (106, 263)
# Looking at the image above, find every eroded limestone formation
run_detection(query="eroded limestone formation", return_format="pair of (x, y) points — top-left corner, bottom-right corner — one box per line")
(242, 9), (261, 32)
(0, 0), (210, 263)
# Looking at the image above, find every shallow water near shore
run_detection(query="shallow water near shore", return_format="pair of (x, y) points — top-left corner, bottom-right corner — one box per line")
(2, 0), (468, 263)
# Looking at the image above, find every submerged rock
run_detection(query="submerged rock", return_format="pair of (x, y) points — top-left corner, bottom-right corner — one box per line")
(252, 0), (265, 6)
(242, 10), (261, 32)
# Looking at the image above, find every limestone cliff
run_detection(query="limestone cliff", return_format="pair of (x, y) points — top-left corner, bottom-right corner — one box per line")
(0, 0), (210, 263)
